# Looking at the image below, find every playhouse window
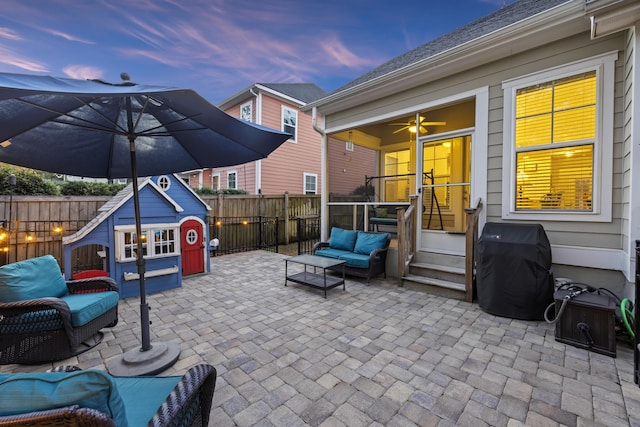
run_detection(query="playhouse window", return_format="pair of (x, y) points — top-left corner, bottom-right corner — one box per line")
(116, 226), (179, 262)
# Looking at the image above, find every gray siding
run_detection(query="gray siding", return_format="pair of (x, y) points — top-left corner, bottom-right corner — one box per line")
(327, 30), (628, 251)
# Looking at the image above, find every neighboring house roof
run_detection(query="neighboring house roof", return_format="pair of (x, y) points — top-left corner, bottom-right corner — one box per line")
(218, 82), (326, 110)
(331, 0), (569, 95)
(257, 83), (327, 104)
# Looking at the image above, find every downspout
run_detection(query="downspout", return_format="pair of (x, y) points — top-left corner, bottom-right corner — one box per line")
(251, 87), (262, 194)
(311, 107), (329, 241)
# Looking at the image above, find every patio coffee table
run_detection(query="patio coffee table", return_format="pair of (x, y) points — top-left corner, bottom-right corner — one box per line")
(285, 254), (346, 298)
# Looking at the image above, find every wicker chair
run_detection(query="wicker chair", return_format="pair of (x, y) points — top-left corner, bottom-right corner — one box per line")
(0, 256), (119, 365)
(0, 364), (217, 427)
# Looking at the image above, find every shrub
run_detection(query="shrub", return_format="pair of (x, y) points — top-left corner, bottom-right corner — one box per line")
(0, 166), (59, 195)
(59, 181), (127, 196)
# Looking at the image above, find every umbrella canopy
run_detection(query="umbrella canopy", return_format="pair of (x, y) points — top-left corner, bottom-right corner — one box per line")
(0, 72), (292, 375)
(0, 72), (290, 178)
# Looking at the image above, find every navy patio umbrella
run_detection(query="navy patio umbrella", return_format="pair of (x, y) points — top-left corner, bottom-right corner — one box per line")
(0, 72), (291, 375)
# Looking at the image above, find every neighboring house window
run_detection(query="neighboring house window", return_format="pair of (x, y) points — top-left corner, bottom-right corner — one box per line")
(212, 173), (220, 190)
(227, 171), (237, 190)
(240, 101), (252, 122)
(115, 226), (179, 262)
(282, 106), (297, 142)
(501, 53), (615, 222)
(304, 173), (317, 195)
(346, 140), (354, 152)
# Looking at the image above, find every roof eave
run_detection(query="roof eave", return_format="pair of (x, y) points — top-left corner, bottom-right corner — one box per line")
(303, 0), (586, 115)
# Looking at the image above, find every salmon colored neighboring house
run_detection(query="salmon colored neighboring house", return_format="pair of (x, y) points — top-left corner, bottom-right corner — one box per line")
(183, 83), (375, 196)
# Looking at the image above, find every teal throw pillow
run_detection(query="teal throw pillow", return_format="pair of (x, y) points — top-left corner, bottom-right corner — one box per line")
(0, 370), (128, 427)
(329, 227), (358, 252)
(0, 255), (67, 302)
(354, 232), (388, 255)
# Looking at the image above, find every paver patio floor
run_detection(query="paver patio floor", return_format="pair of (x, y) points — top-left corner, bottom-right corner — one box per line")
(2, 250), (640, 426)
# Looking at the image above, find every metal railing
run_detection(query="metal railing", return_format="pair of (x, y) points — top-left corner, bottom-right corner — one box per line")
(209, 216), (279, 255)
(296, 216), (321, 255)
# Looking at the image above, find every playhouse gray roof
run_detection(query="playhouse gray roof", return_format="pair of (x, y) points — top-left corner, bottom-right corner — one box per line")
(258, 83), (327, 103)
(330, 0), (571, 95)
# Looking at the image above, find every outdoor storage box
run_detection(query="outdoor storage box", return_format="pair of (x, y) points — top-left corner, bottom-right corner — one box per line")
(475, 222), (554, 320)
(554, 289), (617, 357)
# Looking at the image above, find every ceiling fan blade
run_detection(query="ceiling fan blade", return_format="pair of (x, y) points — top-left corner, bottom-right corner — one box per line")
(420, 121), (447, 126)
(393, 126), (410, 134)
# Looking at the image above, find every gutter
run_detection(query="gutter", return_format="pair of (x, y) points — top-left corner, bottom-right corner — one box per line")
(312, 107), (329, 242)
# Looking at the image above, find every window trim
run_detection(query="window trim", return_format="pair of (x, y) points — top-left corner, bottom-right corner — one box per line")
(227, 170), (237, 190)
(282, 106), (298, 143)
(211, 173), (220, 191)
(114, 223), (180, 262)
(303, 172), (318, 195)
(240, 101), (252, 122)
(500, 52), (616, 222)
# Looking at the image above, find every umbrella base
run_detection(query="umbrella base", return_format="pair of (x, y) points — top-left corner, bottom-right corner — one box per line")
(107, 341), (181, 376)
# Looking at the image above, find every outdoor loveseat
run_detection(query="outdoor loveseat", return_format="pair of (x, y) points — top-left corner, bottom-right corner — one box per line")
(0, 363), (217, 426)
(0, 255), (119, 365)
(313, 227), (390, 282)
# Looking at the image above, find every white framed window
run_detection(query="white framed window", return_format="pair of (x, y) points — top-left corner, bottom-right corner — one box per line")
(240, 101), (252, 122)
(304, 173), (317, 195)
(227, 170), (237, 190)
(157, 175), (171, 191)
(501, 52), (616, 222)
(346, 140), (354, 152)
(211, 173), (220, 190)
(282, 106), (297, 142)
(115, 224), (179, 262)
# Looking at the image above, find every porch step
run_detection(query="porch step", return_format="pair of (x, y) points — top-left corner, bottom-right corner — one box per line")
(408, 262), (465, 284)
(401, 274), (467, 300)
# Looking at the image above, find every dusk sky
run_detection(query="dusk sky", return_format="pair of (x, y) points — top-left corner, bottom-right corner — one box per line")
(0, 1), (512, 104)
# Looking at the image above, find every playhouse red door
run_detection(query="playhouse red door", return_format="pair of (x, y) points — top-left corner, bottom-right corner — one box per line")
(181, 220), (204, 276)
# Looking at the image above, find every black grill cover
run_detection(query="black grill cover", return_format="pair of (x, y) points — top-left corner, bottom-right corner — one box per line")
(476, 222), (554, 320)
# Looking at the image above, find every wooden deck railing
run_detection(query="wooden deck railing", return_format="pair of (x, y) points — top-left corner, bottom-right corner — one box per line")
(464, 198), (483, 302)
(397, 195), (418, 281)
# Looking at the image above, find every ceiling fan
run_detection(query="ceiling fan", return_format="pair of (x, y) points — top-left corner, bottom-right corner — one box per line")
(389, 116), (446, 134)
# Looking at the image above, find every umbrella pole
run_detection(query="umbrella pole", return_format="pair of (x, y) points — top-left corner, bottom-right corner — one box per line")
(129, 136), (151, 352)
(106, 101), (180, 376)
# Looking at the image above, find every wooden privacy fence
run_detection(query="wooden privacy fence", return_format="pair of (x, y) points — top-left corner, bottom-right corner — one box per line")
(0, 193), (320, 269)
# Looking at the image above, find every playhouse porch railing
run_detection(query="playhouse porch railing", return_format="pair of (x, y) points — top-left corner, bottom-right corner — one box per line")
(464, 198), (483, 302)
(397, 196), (418, 280)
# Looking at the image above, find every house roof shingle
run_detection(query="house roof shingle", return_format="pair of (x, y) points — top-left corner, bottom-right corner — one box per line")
(329, 0), (571, 95)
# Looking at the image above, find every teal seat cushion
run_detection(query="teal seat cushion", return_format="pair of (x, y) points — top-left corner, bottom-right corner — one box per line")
(329, 228), (358, 252)
(115, 375), (181, 427)
(338, 253), (370, 269)
(354, 232), (388, 255)
(0, 255), (68, 302)
(61, 291), (119, 327)
(0, 370), (128, 427)
(315, 248), (351, 259)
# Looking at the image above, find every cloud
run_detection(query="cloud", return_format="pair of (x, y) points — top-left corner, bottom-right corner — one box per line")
(0, 27), (22, 41)
(62, 65), (103, 80)
(42, 28), (95, 45)
(0, 46), (48, 72)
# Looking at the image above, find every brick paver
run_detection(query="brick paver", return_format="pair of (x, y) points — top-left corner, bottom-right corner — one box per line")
(2, 250), (639, 426)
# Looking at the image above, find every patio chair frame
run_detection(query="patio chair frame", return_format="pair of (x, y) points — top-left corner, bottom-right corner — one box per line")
(0, 277), (119, 365)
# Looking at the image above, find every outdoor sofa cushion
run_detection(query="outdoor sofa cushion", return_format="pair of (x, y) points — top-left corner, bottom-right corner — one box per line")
(0, 255), (68, 302)
(115, 374), (183, 427)
(354, 231), (388, 255)
(61, 292), (119, 327)
(316, 228), (389, 268)
(329, 227), (358, 251)
(0, 369), (129, 427)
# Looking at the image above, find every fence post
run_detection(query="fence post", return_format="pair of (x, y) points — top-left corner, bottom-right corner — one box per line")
(284, 192), (289, 245)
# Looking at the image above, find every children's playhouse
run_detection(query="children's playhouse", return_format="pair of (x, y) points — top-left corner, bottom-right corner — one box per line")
(63, 174), (211, 298)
